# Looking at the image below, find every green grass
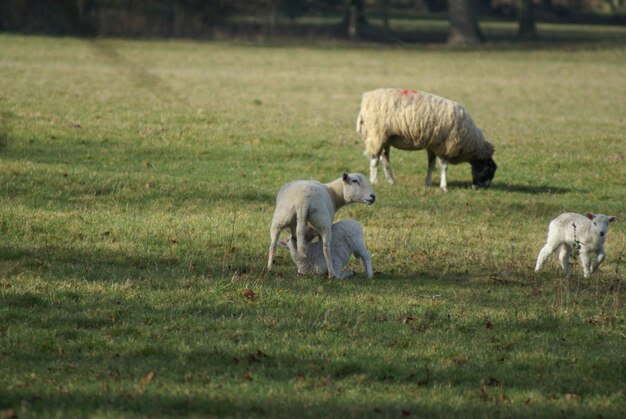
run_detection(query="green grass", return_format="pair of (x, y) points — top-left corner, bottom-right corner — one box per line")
(1, 25), (625, 418)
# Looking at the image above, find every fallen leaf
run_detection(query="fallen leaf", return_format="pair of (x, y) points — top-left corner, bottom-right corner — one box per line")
(242, 288), (256, 301)
(142, 372), (155, 384)
(0, 409), (17, 419)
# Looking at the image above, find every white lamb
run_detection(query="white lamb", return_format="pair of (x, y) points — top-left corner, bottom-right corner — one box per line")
(279, 220), (374, 279)
(356, 88), (497, 191)
(534, 213), (616, 278)
(267, 172), (376, 278)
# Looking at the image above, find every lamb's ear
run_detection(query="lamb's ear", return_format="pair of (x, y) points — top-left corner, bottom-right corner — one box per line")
(304, 227), (320, 242)
(609, 216), (616, 222)
(586, 213), (595, 220)
(342, 172), (350, 183)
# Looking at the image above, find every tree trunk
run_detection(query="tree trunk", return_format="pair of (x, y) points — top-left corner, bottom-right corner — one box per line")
(348, 5), (358, 40)
(517, 0), (537, 39)
(344, 0), (367, 33)
(447, 0), (483, 46)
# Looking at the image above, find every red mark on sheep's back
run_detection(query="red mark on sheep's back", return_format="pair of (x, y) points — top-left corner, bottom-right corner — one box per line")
(400, 89), (418, 96)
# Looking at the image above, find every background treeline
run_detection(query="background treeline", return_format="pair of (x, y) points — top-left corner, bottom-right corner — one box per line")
(1, 0), (625, 43)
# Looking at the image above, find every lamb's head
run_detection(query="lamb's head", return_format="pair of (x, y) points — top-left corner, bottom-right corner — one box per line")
(470, 158), (497, 189)
(279, 227), (319, 258)
(342, 172), (376, 205)
(586, 213), (616, 240)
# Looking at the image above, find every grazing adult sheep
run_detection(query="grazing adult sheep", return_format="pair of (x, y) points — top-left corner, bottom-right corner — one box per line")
(279, 220), (374, 280)
(267, 172), (376, 278)
(356, 88), (497, 191)
(534, 213), (616, 278)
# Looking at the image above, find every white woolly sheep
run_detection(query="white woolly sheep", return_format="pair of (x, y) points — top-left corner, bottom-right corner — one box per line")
(267, 172), (376, 278)
(279, 220), (374, 280)
(534, 213), (616, 278)
(356, 88), (497, 191)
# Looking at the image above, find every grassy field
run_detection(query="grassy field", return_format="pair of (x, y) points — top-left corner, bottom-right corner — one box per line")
(1, 23), (625, 418)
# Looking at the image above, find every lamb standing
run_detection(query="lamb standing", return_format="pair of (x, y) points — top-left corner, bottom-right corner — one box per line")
(279, 220), (373, 279)
(356, 88), (497, 191)
(534, 213), (616, 278)
(267, 172), (376, 278)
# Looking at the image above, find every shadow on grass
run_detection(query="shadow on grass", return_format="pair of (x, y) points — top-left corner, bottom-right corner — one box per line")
(442, 181), (572, 195)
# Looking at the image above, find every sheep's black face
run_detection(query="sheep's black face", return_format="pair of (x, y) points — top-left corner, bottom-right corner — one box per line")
(471, 158), (497, 189)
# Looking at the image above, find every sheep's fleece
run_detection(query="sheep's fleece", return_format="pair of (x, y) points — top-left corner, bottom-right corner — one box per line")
(356, 88), (497, 189)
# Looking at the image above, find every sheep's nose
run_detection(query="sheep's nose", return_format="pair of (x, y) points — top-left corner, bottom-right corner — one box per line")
(370, 194), (376, 203)
(600, 231), (605, 237)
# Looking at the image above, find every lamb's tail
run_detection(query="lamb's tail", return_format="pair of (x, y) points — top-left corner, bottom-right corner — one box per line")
(295, 205), (308, 257)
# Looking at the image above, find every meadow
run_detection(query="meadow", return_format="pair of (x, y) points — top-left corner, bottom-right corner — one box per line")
(0, 22), (625, 417)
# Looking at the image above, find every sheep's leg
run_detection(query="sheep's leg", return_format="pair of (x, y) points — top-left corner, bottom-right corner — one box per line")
(438, 157), (449, 192)
(425, 150), (436, 187)
(369, 154), (380, 185)
(380, 145), (396, 185)
(558, 244), (572, 275)
(534, 242), (558, 272)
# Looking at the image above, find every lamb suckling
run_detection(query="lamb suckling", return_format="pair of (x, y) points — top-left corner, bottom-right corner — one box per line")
(534, 213), (616, 278)
(267, 172), (376, 278)
(279, 220), (373, 279)
(356, 88), (497, 191)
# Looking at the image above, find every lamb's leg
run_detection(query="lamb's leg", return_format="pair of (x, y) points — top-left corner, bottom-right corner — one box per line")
(334, 270), (354, 280)
(558, 244), (572, 275)
(380, 145), (396, 185)
(580, 250), (593, 278)
(318, 227), (335, 279)
(592, 248), (605, 273)
(425, 150), (436, 187)
(535, 242), (558, 273)
(359, 250), (373, 279)
(439, 157), (449, 192)
(267, 224), (281, 270)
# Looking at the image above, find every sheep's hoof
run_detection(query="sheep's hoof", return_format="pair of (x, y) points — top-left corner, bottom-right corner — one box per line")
(440, 186), (448, 192)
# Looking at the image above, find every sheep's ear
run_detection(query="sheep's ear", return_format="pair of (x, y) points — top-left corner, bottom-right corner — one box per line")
(342, 172), (350, 183)
(586, 213), (595, 220)
(609, 216), (616, 222)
